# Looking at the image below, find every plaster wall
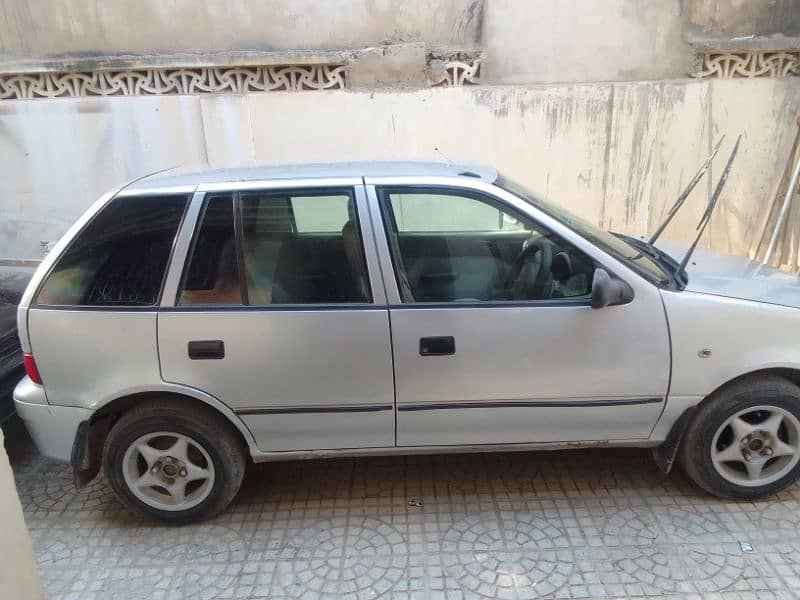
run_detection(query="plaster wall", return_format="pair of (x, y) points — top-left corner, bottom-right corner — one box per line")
(1, 79), (797, 260)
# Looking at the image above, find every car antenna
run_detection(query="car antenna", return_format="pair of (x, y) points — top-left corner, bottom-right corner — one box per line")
(676, 134), (742, 277)
(648, 136), (725, 244)
(433, 147), (454, 166)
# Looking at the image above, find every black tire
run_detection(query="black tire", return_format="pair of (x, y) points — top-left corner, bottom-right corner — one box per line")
(680, 375), (800, 500)
(102, 399), (246, 524)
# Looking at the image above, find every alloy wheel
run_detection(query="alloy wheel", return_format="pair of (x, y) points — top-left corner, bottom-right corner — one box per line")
(122, 431), (216, 511)
(710, 405), (800, 487)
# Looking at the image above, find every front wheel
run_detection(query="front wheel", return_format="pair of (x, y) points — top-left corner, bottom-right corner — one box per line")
(102, 401), (245, 523)
(680, 375), (800, 499)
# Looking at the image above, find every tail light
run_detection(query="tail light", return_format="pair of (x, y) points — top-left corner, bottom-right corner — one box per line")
(23, 353), (42, 385)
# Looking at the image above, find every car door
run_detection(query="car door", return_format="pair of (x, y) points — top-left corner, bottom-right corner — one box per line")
(158, 180), (395, 452)
(365, 179), (671, 447)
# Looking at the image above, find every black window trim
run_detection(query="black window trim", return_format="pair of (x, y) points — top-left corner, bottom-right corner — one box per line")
(32, 192), (191, 310)
(376, 184), (607, 309)
(174, 185), (377, 310)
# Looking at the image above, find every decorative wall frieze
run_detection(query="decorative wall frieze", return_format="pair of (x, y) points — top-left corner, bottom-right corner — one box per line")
(0, 64), (346, 100)
(694, 51), (800, 78)
(429, 59), (482, 87)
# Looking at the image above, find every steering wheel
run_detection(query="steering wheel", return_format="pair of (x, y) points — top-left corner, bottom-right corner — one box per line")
(509, 237), (554, 300)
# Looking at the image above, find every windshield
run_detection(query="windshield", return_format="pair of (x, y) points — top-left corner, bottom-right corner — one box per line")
(495, 175), (673, 286)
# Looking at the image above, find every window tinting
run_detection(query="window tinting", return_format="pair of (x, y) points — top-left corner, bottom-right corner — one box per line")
(379, 188), (594, 303)
(239, 191), (370, 304)
(390, 193), (525, 233)
(36, 194), (187, 307)
(178, 195), (242, 306)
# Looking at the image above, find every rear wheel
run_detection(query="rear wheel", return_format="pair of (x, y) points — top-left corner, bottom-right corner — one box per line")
(102, 401), (245, 523)
(681, 376), (800, 499)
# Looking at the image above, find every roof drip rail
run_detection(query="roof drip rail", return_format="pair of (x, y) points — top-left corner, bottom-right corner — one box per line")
(676, 135), (742, 277)
(648, 136), (725, 245)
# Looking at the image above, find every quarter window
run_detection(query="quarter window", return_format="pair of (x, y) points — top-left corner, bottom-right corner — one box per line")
(36, 194), (188, 307)
(379, 188), (594, 303)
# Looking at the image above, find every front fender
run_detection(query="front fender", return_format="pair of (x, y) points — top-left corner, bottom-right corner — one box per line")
(662, 290), (800, 399)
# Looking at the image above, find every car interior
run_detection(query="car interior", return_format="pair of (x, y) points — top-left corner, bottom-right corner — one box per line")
(36, 195), (188, 307)
(176, 188), (596, 306)
(179, 193), (370, 305)
(380, 190), (595, 303)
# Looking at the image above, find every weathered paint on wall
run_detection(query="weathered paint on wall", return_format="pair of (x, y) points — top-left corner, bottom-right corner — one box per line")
(1, 79), (798, 260)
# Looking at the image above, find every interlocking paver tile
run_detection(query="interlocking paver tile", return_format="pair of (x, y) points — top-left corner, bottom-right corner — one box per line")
(6, 417), (800, 599)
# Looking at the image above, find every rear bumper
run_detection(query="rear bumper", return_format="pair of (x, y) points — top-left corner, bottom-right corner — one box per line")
(13, 376), (89, 462)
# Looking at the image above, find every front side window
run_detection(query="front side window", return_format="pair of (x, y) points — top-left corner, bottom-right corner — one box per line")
(379, 187), (594, 303)
(177, 189), (370, 306)
(36, 194), (188, 307)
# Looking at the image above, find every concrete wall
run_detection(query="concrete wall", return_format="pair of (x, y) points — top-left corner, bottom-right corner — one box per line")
(3, 1), (798, 83)
(0, 0), (482, 62)
(483, 0), (691, 84)
(1, 79), (797, 260)
(685, 0), (800, 37)
(0, 430), (43, 599)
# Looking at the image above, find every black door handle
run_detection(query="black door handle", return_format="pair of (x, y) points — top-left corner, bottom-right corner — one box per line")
(420, 336), (455, 356)
(188, 340), (225, 360)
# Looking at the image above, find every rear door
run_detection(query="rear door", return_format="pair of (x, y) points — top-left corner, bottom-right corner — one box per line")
(158, 180), (395, 452)
(366, 180), (671, 447)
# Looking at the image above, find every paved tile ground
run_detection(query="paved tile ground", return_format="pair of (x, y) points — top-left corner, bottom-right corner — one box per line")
(5, 415), (800, 600)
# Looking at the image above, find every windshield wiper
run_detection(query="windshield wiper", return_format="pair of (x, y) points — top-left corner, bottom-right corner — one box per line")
(676, 135), (742, 275)
(614, 234), (679, 285)
(649, 137), (725, 245)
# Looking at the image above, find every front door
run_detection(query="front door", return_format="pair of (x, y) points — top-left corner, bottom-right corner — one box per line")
(158, 183), (395, 452)
(367, 183), (671, 447)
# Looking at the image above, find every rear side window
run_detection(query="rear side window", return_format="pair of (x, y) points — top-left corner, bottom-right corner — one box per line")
(176, 189), (371, 306)
(36, 195), (188, 307)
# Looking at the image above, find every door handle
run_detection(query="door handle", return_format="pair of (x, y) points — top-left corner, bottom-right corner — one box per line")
(419, 336), (455, 356)
(188, 340), (225, 360)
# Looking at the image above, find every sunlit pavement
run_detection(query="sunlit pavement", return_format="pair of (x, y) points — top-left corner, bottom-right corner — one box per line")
(5, 415), (800, 600)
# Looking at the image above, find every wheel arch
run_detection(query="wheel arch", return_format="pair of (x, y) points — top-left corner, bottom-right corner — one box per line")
(701, 367), (800, 403)
(73, 386), (257, 486)
(654, 367), (800, 474)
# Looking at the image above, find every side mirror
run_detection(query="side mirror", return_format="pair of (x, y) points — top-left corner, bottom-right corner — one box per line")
(591, 268), (634, 309)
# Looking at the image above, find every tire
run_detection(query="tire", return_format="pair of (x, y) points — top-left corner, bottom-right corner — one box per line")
(680, 375), (800, 500)
(102, 400), (246, 524)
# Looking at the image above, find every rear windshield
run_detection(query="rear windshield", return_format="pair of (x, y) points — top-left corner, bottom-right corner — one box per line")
(36, 194), (188, 307)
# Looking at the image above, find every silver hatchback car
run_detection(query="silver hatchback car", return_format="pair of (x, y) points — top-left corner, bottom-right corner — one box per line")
(14, 161), (800, 523)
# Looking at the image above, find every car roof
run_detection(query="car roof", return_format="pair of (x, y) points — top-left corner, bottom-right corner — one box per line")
(126, 161), (498, 192)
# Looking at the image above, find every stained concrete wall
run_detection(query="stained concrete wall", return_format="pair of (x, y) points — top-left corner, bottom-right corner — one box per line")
(483, 1), (691, 84)
(686, 0), (800, 37)
(1, 79), (797, 260)
(0, 0), (483, 62)
(3, 1), (798, 84)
